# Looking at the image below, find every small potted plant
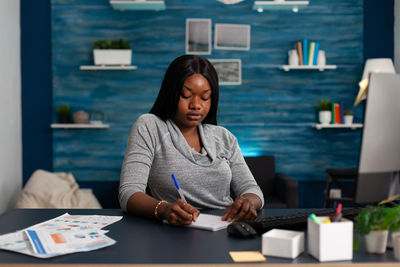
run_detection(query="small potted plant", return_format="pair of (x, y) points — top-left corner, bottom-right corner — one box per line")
(343, 110), (354, 125)
(93, 38), (132, 66)
(56, 104), (71, 123)
(354, 205), (400, 254)
(316, 99), (332, 125)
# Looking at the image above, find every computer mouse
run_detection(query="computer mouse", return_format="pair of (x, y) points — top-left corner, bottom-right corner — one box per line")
(227, 222), (258, 238)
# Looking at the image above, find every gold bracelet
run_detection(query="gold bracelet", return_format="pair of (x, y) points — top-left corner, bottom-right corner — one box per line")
(154, 200), (167, 220)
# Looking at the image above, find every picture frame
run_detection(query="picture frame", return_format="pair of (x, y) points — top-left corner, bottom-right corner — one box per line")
(186, 19), (212, 55)
(214, 24), (250, 50)
(209, 59), (242, 85)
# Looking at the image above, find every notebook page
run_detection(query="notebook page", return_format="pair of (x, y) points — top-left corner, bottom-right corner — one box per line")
(187, 214), (231, 231)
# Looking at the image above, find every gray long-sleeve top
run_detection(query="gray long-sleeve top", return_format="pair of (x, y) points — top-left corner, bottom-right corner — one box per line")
(119, 114), (264, 212)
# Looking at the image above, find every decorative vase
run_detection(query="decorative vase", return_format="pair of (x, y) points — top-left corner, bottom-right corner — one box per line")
(365, 230), (388, 254)
(319, 111), (331, 125)
(317, 50), (326, 66)
(288, 49), (299, 66)
(344, 115), (354, 125)
(72, 110), (89, 124)
(90, 110), (105, 125)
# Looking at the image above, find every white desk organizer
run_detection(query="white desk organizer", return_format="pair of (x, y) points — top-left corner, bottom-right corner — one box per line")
(307, 216), (353, 262)
(262, 229), (304, 259)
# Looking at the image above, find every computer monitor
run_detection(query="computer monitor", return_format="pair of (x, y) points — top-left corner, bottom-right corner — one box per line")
(355, 73), (400, 204)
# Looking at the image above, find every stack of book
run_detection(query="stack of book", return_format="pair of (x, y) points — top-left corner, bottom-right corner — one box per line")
(295, 39), (320, 66)
(331, 102), (344, 124)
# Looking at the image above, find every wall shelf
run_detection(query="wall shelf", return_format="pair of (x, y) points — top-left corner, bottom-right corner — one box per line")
(280, 65), (337, 71)
(253, 1), (309, 12)
(314, 124), (363, 130)
(110, 0), (166, 11)
(51, 123), (110, 129)
(80, 65), (137, 70)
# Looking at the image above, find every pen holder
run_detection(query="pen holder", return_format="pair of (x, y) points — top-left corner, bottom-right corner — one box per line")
(307, 216), (353, 262)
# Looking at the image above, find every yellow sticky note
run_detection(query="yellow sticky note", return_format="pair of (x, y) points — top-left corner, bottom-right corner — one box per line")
(229, 251), (266, 262)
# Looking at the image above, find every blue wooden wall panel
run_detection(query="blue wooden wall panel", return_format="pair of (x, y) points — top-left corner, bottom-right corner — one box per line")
(51, 0), (364, 195)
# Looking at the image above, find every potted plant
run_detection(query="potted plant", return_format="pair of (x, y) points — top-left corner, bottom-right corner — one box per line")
(343, 110), (354, 125)
(316, 99), (332, 125)
(56, 104), (71, 123)
(93, 39), (132, 66)
(354, 205), (400, 254)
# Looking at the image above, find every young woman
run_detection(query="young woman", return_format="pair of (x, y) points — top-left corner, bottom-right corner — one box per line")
(119, 55), (264, 226)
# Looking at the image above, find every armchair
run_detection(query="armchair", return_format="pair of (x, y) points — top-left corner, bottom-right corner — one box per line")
(244, 156), (299, 208)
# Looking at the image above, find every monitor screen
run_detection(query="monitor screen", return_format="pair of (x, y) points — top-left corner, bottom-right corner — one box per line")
(355, 73), (400, 204)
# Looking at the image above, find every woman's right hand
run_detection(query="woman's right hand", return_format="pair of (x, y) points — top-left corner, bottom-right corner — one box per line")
(160, 199), (200, 226)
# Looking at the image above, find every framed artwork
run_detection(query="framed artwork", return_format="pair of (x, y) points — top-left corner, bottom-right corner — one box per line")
(186, 19), (212, 55)
(210, 59), (242, 85)
(214, 24), (250, 50)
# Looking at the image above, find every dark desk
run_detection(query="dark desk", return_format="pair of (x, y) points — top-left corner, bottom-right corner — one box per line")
(0, 209), (399, 266)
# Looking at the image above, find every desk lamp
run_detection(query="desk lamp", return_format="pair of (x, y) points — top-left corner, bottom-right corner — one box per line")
(353, 58), (396, 106)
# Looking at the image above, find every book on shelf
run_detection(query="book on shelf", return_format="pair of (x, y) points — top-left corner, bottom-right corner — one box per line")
(302, 39), (308, 66)
(294, 39), (322, 66)
(334, 103), (341, 124)
(329, 102), (349, 124)
(313, 42), (319, 65)
(339, 101), (344, 123)
(308, 42), (315, 65)
(296, 41), (303, 65)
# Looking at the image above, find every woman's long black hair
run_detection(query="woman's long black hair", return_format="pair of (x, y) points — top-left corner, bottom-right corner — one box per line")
(150, 55), (219, 125)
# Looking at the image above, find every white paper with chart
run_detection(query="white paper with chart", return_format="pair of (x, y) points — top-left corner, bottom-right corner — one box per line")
(0, 213), (122, 258)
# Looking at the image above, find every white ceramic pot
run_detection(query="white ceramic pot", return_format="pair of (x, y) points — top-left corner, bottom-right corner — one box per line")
(365, 230), (389, 254)
(344, 115), (354, 125)
(393, 232), (400, 261)
(388, 229), (400, 248)
(319, 111), (331, 125)
(288, 49), (299, 66)
(93, 49), (132, 65)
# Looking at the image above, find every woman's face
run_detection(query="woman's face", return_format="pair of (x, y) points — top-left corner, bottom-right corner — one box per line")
(173, 74), (212, 131)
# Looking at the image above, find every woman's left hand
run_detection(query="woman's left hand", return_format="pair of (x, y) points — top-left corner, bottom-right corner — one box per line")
(221, 195), (258, 222)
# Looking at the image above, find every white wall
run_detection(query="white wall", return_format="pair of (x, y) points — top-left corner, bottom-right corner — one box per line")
(0, 0), (22, 214)
(395, 0), (400, 72)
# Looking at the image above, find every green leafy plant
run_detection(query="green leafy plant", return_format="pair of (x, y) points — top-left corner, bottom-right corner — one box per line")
(56, 104), (71, 123)
(316, 100), (332, 111)
(344, 109), (354, 116)
(353, 205), (400, 250)
(56, 104), (70, 115)
(93, 39), (131, 49)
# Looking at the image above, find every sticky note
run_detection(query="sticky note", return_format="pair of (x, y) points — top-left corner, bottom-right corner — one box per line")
(229, 251), (266, 262)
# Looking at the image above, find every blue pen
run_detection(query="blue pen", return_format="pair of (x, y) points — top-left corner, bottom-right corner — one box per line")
(171, 173), (186, 201)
